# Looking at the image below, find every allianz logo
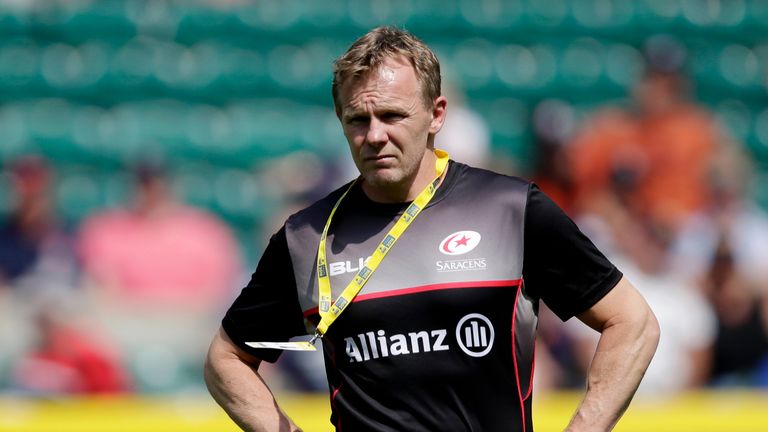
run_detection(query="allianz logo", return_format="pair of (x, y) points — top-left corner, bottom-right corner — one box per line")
(344, 313), (495, 363)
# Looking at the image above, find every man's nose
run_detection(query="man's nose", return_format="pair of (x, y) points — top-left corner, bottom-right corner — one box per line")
(365, 117), (388, 147)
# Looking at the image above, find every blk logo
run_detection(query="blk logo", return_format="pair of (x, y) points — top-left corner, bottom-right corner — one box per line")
(455, 313), (494, 357)
(439, 230), (482, 256)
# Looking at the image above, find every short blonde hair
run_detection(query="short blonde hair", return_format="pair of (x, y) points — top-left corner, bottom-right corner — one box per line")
(332, 26), (441, 111)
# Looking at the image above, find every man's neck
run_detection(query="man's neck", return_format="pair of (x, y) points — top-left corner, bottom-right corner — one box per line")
(361, 151), (448, 203)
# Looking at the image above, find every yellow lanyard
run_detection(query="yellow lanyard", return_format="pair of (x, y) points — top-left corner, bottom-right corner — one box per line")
(314, 149), (449, 339)
(246, 149), (449, 352)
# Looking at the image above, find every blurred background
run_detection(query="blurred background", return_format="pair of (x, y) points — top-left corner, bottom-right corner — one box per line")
(0, 0), (767, 430)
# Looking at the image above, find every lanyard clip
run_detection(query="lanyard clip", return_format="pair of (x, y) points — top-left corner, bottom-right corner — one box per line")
(309, 331), (323, 346)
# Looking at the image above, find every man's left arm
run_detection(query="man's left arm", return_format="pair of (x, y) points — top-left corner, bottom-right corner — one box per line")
(565, 276), (660, 432)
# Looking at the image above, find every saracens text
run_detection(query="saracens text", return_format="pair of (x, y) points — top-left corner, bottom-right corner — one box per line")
(435, 258), (487, 272)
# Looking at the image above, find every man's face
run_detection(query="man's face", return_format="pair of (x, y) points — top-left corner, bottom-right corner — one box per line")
(633, 72), (681, 113)
(337, 56), (444, 193)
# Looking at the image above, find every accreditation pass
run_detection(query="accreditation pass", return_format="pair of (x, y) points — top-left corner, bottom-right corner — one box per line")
(245, 341), (317, 351)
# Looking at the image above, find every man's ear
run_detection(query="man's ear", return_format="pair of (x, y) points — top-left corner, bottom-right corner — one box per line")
(429, 96), (448, 134)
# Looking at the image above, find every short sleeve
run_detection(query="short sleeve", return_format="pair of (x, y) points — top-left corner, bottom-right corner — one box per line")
(222, 226), (307, 362)
(522, 184), (622, 321)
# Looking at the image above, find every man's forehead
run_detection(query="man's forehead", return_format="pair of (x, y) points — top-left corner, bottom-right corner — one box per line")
(365, 54), (413, 78)
(338, 59), (419, 110)
(350, 59), (414, 88)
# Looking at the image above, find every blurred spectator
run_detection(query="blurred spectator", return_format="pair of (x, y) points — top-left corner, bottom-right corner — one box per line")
(434, 78), (492, 169)
(0, 156), (83, 391)
(562, 34), (768, 391)
(568, 207), (716, 395)
(704, 234), (768, 386)
(11, 297), (131, 395)
(531, 99), (578, 213)
(77, 160), (242, 310)
(567, 35), (728, 233)
(672, 143), (768, 293)
(0, 156), (79, 294)
(533, 305), (585, 392)
(672, 144), (768, 386)
(75, 160), (244, 392)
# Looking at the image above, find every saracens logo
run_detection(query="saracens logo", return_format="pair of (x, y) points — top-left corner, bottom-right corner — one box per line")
(438, 230), (482, 256)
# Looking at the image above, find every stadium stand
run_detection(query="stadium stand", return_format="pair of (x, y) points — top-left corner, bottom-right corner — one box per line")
(1, 1), (765, 233)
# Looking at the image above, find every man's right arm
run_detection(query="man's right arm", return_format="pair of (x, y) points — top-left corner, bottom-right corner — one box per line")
(204, 326), (301, 432)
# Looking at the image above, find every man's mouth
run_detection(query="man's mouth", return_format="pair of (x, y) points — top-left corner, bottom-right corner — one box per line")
(364, 155), (396, 162)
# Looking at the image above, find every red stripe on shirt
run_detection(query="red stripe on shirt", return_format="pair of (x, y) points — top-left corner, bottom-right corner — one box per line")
(510, 283), (527, 432)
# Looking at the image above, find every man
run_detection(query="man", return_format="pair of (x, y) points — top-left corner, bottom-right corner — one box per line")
(567, 35), (724, 234)
(205, 26), (659, 432)
(78, 160), (241, 309)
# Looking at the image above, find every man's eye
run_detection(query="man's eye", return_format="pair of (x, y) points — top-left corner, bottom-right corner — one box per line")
(382, 113), (404, 122)
(347, 116), (368, 125)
